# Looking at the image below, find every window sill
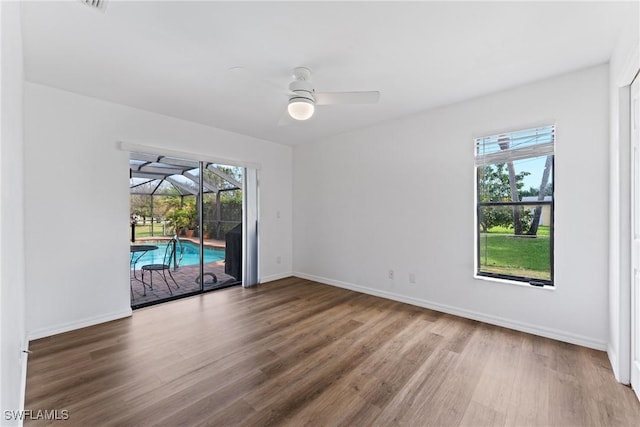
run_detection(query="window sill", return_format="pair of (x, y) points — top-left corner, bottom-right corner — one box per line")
(473, 274), (555, 291)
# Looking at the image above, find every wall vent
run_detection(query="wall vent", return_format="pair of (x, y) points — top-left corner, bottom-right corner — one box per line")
(79, 0), (108, 12)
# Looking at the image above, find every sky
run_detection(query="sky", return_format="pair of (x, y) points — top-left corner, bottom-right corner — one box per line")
(515, 155), (550, 192)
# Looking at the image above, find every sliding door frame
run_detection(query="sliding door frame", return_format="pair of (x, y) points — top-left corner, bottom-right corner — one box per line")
(122, 141), (261, 306)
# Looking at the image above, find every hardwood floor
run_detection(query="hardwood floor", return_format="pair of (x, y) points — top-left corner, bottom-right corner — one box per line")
(25, 277), (640, 426)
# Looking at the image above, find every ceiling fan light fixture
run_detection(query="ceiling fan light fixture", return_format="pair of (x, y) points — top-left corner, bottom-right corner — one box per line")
(288, 97), (315, 120)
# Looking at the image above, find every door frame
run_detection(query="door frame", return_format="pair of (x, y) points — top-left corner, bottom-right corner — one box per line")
(631, 73), (640, 398)
(121, 141), (262, 297)
(609, 41), (639, 386)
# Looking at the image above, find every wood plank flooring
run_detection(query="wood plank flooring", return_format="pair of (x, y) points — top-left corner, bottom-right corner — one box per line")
(25, 277), (640, 426)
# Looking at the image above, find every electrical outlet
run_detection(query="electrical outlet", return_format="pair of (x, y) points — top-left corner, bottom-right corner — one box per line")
(409, 273), (416, 284)
(276, 256), (281, 264)
(388, 269), (394, 280)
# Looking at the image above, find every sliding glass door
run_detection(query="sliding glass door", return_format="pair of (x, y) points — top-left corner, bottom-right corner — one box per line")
(129, 152), (252, 308)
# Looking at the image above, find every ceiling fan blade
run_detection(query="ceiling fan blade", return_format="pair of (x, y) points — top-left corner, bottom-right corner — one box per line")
(315, 91), (380, 105)
(277, 108), (294, 127)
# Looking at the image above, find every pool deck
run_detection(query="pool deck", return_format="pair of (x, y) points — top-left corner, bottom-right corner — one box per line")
(130, 237), (238, 307)
(131, 260), (238, 306)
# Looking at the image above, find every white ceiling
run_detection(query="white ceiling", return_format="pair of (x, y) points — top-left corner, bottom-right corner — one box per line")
(20, 1), (636, 145)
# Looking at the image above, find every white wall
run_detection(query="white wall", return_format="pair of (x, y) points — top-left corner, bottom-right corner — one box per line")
(0, 1), (27, 425)
(608, 3), (640, 383)
(24, 83), (293, 339)
(294, 65), (610, 349)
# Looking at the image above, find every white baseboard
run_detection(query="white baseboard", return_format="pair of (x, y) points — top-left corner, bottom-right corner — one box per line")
(293, 272), (607, 351)
(27, 308), (132, 341)
(260, 271), (293, 284)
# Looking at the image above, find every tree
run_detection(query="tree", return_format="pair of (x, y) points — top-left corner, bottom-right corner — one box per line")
(478, 164), (510, 232)
(520, 183), (553, 198)
(166, 198), (197, 234)
(526, 155), (553, 236)
(130, 194), (151, 223)
(201, 165), (244, 238)
(520, 186), (539, 198)
(498, 136), (526, 234)
(478, 163), (531, 233)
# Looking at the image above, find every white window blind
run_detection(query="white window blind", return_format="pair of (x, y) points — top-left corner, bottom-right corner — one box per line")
(475, 125), (555, 167)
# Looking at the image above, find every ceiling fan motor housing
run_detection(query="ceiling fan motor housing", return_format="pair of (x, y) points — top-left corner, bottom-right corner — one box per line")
(289, 80), (315, 103)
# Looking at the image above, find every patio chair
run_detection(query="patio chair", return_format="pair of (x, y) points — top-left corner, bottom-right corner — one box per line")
(140, 238), (181, 296)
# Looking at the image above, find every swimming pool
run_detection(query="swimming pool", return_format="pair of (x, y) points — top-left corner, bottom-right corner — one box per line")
(132, 241), (225, 267)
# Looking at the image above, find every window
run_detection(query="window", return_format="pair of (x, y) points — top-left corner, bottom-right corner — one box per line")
(475, 125), (555, 286)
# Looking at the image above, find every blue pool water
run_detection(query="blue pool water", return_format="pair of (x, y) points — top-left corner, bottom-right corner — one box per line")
(132, 241), (225, 267)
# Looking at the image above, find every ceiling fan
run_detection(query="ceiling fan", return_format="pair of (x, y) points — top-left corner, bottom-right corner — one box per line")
(286, 67), (380, 121)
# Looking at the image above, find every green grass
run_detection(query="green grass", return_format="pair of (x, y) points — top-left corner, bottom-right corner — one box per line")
(132, 223), (173, 238)
(487, 225), (550, 236)
(479, 226), (551, 280)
